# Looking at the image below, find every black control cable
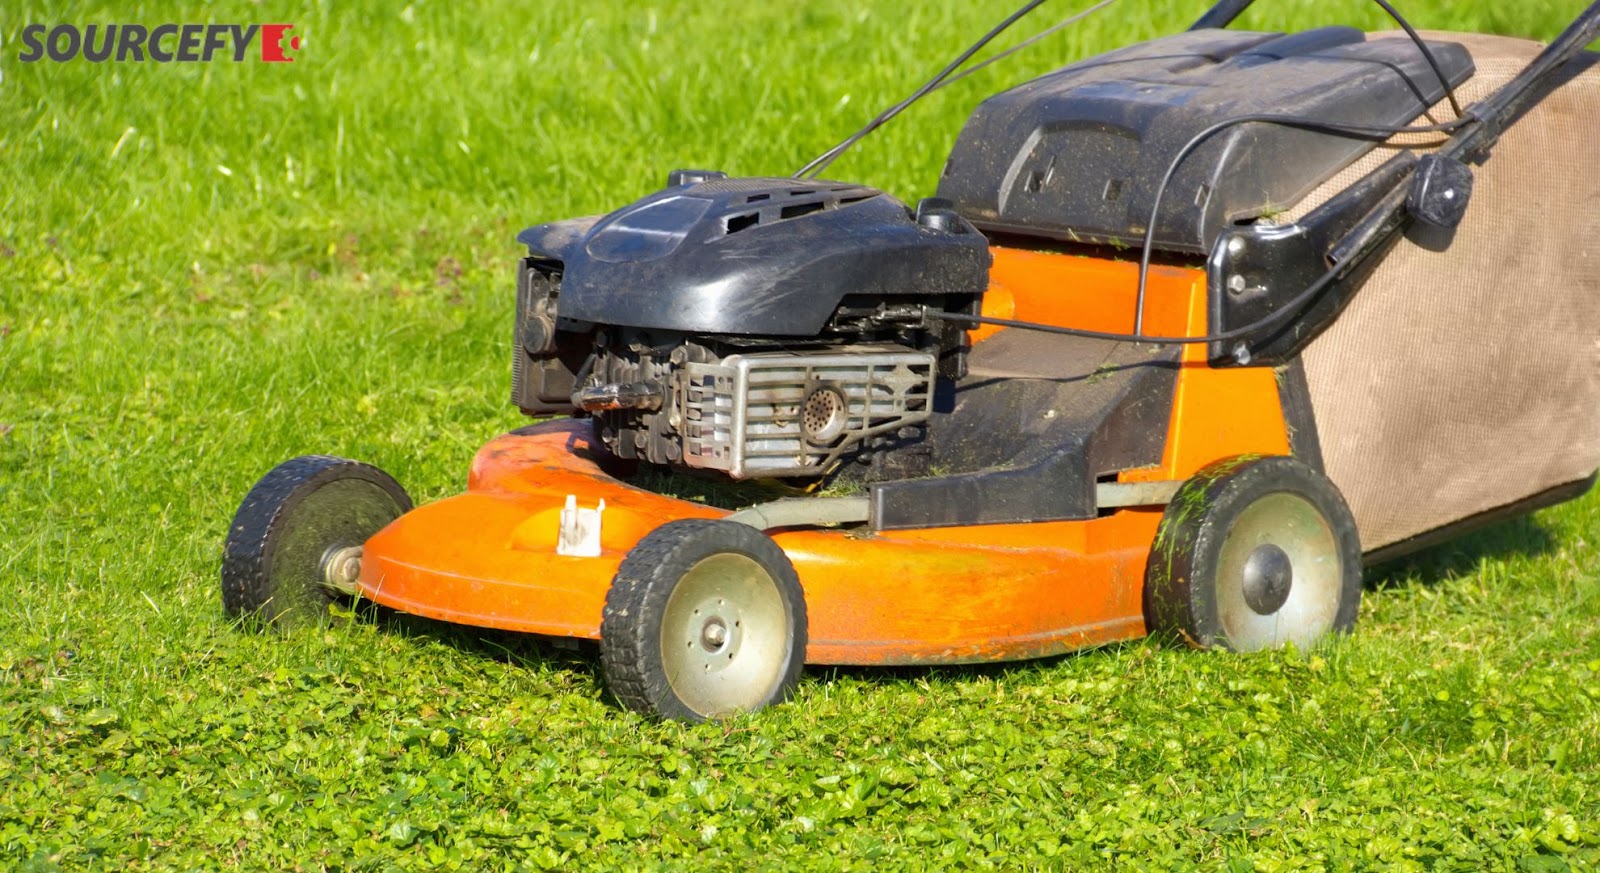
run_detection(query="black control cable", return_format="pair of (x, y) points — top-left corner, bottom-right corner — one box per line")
(796, 0), (1474, 339)
(924, 268), (1340, 347)
(1195, 0), (1476, 120)
(1125, 0), (1466, 331)
(1370, 0), (1465, 118)
(1127, 113), (1467, 334)
(931, 0), (1119, 93)
(794, 0), (1122, 179)
(924, 112), (1470, 346)
(794, 0), (1454, 180)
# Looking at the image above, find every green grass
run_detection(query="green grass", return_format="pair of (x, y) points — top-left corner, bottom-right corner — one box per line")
(3, 0), (1599, 869)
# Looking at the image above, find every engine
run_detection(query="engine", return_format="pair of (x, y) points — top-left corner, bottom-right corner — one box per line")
(511, 174), (990, 479)
(575, 332), (936, 478)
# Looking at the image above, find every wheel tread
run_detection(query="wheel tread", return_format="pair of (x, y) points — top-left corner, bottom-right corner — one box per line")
(600, 519), (806, 721)
(221, 455), (410, 627)
(1145, 455), (1361, 651)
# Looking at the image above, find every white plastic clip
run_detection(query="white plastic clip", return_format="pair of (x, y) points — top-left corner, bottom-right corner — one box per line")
(557, 494), (606, 557)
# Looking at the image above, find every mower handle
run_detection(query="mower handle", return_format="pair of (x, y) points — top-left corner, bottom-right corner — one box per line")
(1445, 0), (1600, 161)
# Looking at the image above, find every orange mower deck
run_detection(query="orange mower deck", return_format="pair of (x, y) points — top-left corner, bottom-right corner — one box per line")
(357, 250), (1293, 665)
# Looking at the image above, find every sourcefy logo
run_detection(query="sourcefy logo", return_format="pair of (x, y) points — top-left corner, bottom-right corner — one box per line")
(15, 23), (302, 63)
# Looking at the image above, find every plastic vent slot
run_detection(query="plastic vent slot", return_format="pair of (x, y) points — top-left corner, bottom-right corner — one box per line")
(719, 185), (883, 238)
(780, 201), (825, 220)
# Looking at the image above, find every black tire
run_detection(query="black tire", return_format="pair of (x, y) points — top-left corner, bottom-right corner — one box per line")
(1145, 455), (1361, 652)
(600, 519), (807, 722)
(222, 455), (411, 630)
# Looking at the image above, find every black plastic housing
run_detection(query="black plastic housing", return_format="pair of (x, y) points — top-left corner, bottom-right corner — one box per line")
(936, 27), (1473, 253)
(869, 334), (1181, 528)
(511, 260), (590, 415)
(516, 178), (991, 336)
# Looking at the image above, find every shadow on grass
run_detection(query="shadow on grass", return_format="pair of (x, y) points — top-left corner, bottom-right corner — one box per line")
(359, 601), (604, 683)
(788, 630), (1179, 695)
(1364, 514), (1559, 591)
(339, 514), (1564, 704)
(803, 643), (1131, 691)
(354, 595), (1144, 700)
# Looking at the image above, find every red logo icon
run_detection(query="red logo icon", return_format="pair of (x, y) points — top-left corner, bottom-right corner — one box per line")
(261, 24), (300, 63)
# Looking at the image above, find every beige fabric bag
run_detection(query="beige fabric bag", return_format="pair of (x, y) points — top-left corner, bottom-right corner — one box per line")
(1291, 34), (1600, 551)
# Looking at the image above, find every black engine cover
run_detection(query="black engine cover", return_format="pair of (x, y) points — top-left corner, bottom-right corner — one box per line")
(517, 178), (991, 336)
(936, 27), (1473, 254)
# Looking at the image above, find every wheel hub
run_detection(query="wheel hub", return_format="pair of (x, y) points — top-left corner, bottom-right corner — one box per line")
(1241, 543), (1293, 615)
(700, 617), (730, 651)
(1213, 491), (1342, 652)
(659, 553), (790, 717)
(320, 545), (363, 596)
(681, 599), (743, 670)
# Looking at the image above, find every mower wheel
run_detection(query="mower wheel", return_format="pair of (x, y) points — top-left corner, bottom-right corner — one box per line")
(600, 519), (807, 722)
(222, 456), (411, 630)
(1144, 455), (1361, 652)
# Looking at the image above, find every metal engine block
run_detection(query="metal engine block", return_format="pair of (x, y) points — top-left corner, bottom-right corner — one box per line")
(679, 347), (933, 478)
(586, 343), (934, 479)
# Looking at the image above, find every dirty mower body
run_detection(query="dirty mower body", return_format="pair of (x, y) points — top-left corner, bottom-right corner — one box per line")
(224, 2), (1600, 721)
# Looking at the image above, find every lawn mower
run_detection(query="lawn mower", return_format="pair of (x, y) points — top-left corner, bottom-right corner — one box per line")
(222, 0), (1600, 721)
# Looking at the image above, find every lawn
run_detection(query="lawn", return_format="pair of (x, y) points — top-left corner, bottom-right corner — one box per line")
(2, 0), (1598, 869)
